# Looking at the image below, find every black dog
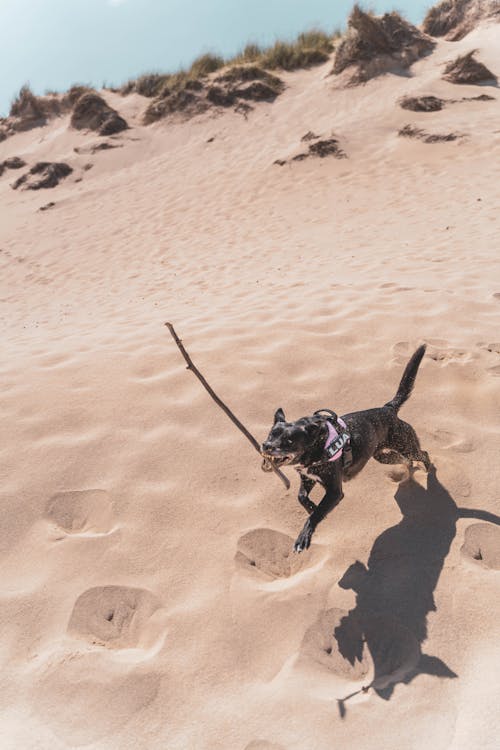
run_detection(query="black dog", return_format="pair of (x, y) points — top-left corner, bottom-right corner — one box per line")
(261, 345), (431, 553)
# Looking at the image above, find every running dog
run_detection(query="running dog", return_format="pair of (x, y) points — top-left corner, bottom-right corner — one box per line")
(261, 345), (431, 553)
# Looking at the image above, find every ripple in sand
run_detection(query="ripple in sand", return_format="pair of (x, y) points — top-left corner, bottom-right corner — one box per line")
(68, 585), (162, 649)
(461, 523), (500, 569)
(34, 654), (160, 746)
(45, 489), (114, 535)
(235, 529), (302, 580)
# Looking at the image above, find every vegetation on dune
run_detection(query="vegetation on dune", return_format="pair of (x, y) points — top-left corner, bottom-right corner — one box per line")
(8, 84), (61, 130)
(123, 26), (339, 99)
(399, 95), (446, 112)
(256, 29), (336, 70)
(442, 50), (497, 84)
(70, 91), (128, 134)
(62, 84), (95, 108)
(189, 53), (225, 78)
(332, 5), (434, 83)
(3, 24), (339, 134)
(423, 0), (500, 42)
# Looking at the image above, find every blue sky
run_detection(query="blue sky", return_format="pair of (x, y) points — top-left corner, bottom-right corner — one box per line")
(0, 0), (432, 116)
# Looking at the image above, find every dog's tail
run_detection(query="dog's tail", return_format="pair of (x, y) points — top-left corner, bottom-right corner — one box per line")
(385, 344), (426, 413)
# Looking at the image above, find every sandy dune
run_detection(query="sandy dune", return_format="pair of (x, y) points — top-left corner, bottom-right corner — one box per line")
(1, 12), (500, 750)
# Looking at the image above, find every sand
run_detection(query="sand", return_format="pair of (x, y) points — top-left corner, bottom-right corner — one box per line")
(1, 16), (500, 750)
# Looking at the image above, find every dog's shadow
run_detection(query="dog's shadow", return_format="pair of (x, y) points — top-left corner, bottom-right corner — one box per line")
(335, 464), (500, 715)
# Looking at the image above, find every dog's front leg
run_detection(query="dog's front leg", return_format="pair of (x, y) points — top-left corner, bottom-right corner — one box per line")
(298, 474), (317, 515)
(294, 470), (343, 553)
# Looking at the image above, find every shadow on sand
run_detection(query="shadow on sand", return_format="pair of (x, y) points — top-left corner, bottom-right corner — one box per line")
(335, 464), (500, 717)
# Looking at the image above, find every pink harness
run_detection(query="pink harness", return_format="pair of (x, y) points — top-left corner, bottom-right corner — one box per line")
(324, 417), (349, 462)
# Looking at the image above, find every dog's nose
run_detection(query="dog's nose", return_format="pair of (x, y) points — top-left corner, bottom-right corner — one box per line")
(261, 441), (271, 452)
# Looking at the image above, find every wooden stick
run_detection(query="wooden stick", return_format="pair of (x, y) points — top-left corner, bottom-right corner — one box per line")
(165, 322), (290, 490)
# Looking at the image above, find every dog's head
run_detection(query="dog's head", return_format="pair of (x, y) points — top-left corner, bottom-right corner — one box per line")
(261, 408), (325, 470)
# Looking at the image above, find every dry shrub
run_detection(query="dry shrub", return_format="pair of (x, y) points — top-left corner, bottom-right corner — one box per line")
(12, 162), (73, 190)
(233, 80), (282, 102)
(423, 0), (500, 41)
(260, 41), (329, 71)
(296, 29), (335, 53)
(143, 89), (207, 124)
(235, 43), (264, 63)
(308, 138), (347, 158)
(206, 86), (236, 107)
(399, 95), (446, 111)
(9, 84), (61, 131)
(0, 156), (26, 177)
(442, 50), (497, 84)
(70, 92), (128, 134)
(124, 73), (170, 99)
(333, 6), (434, 84)
(210, 65), (284, 107)
(189, 53), (225, 78)
(398, 123), (462, 142)
(62, 85), (94, 109)
(123, 56), (221, 100)
(233, 27), (337, 70)
(276, 135), (347, 165)
(466, 92), (495, 100)
(10, 84), (46, 119)
(215, 65), (282, 87)
(143, 61), (286, 122)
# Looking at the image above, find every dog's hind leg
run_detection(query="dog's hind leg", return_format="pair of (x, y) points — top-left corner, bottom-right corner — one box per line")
(388, 420), (431, 472)
(298, 475), (317, 514)
(373, 448), (410, 466)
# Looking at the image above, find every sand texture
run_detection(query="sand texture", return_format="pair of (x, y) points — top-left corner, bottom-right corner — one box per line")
(1, 14), (500, 750)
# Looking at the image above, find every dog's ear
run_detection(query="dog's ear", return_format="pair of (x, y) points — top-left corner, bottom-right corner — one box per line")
(274, 407), (286, 424)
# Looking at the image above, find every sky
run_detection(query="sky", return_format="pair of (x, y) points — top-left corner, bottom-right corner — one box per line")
(0, 0), (433, 116)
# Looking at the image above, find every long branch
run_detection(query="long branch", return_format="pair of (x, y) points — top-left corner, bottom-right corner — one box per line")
(165, 322), (290, 490)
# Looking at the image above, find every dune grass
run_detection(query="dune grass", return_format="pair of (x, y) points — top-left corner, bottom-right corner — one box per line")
(122, 26), (340, 97)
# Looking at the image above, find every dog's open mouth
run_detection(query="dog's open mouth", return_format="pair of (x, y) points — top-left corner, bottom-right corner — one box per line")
(261, 452), (295, 471)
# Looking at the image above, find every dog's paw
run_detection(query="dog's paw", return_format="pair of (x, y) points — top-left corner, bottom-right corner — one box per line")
(294, 524), (313, 553)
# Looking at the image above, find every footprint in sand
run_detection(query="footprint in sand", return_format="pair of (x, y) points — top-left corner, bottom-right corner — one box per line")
(479, 343), (500, 374)
(68, 585), (164, 649)
(431, 428), (475, 453)
(45, 489), (114, 536)
(461, 523), (500, 569)
(299, 608), (370, 680)
(235, 529), (304, 580)
(393, 340), (474, 366)
(479, 342), (500, 354)
(300, 607), (423, 691)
